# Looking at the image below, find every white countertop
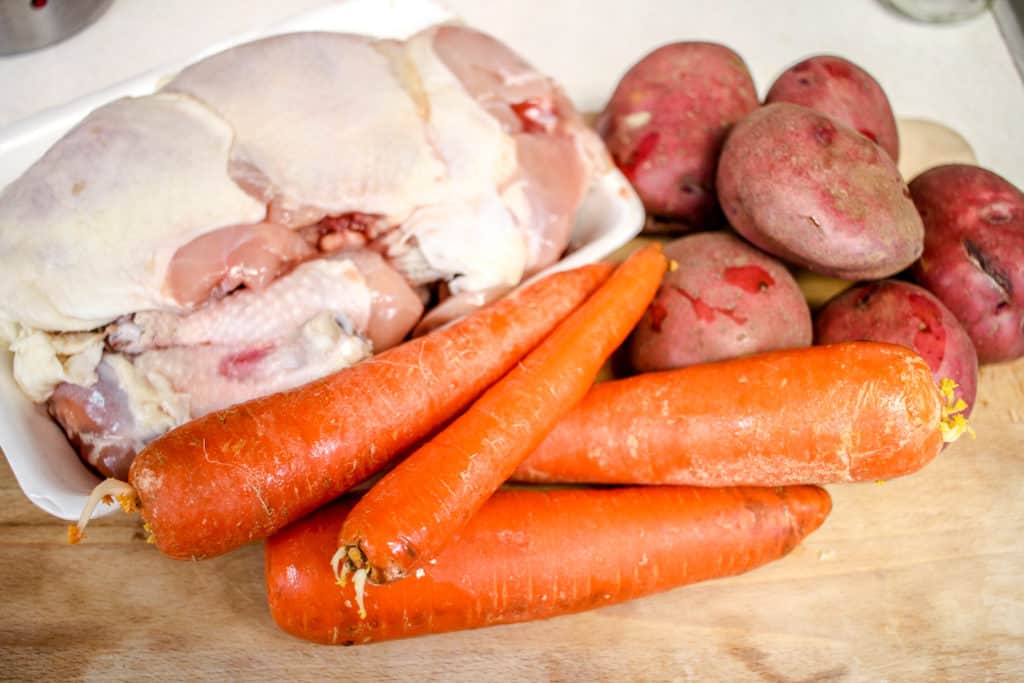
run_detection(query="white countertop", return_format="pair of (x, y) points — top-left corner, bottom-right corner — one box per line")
(1, 0), (1022, 186)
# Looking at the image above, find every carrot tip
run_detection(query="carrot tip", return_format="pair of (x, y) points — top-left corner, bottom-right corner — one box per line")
(72, 478), (139, 547)
(67, 525), (82, 544)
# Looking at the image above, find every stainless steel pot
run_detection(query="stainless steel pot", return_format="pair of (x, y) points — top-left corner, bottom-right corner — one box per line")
(0, 0), (113, 56)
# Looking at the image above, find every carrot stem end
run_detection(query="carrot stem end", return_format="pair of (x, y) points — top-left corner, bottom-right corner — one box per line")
(939, 377), (975, 443)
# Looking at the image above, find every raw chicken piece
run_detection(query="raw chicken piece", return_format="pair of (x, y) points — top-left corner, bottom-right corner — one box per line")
(132, 311), (372, 418)
(162, 26), (605, 302)
(0, 93), (266, 331)
(164, 29), (529, 301)
(48, 251), (422, 478)
(112, 251), (420, 354)
(0, 26), (608, 478)
(163, 32), (463, 224)
(0, 27), (603, 338)
(112, 256), (374, 353)
(345, 250), (427, 350)
(49, 355), (187, 480)
(510, 134), (590, 274)
(57, 316), (370, 480)
(164, 222), (315, 307)
(432, 24), (607, 273)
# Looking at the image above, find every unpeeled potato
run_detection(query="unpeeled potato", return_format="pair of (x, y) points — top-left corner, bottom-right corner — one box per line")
(627, 231), (811, 372)
(597, 42), (759, 230)
(716, 103), (924, 280)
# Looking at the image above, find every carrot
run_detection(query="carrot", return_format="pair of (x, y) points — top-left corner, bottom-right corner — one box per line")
(267, 485), (831, 644)
(72, 263), (612, 560)
(513, 342), (968, 487)
(334, 246), (667, 585)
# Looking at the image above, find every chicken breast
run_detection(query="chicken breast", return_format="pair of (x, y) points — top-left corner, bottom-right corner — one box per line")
(0, 25), (606, 478)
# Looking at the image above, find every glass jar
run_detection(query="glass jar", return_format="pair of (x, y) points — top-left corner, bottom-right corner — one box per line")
(883, 0), (992, 23)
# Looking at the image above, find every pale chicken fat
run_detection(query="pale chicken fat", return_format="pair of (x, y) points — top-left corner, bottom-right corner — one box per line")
(10, 330), (104, 402)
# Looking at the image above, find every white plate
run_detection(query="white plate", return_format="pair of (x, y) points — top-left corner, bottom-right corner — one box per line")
(0, 0), (644, 520)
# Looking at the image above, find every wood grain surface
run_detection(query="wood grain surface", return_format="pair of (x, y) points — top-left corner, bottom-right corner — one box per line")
(2, 360), (1022, 681)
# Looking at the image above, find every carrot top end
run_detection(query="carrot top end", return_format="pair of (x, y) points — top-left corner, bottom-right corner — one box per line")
(330, 545), (368, 618)
(330, 546), (348, 586)
(939, 378), (975, 443)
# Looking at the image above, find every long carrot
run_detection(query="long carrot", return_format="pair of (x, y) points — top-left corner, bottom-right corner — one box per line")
(72, 263), (612, 560)
(334, 246), (667, 586)
(513, 342), (968, 487)
(267, 485), (831, 644)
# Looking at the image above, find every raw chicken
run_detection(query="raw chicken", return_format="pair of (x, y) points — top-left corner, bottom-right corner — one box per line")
(49, 356), (184, 481)
(49, 250), (422, 478)
(0, 25), (607, 478)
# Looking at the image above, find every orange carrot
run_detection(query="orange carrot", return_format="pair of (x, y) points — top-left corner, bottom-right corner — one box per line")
(514, 342), (966, 487)
(72, 264), (612, 560)
(267, 485), (831, 644)
(335, 246), (667, 584)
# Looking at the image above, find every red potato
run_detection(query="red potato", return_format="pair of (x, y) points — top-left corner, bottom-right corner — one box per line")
(628, 231), (811, 372)
(766, 55), (899, 161)
(597, 42), (759, 230)
(910, 164), (1024, 363)
(815, 280), (978, 417)
(716, 103), (923, 280)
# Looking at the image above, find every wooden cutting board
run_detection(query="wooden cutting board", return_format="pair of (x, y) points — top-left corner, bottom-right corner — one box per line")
(2, 357), (1022, 680)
